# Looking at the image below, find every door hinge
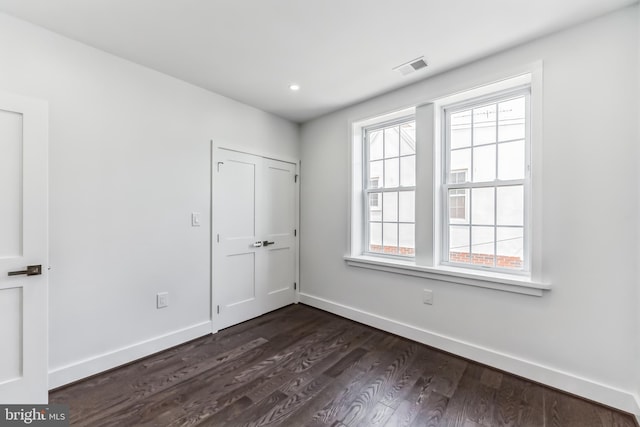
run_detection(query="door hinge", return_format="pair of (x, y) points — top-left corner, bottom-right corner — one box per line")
(294, 282), (297, 290)
(217, 161), (224, 172)
(294, 174), (298, 183)
(217, 234), (220, 243)
(294, 229), (297, 237)
(217, 305), (220, 314)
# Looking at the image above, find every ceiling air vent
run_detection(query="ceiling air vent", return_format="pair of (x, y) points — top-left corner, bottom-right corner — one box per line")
(393, 57), (428, 76)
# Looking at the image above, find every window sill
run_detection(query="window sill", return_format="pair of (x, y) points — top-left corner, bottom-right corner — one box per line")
(344, 255), (550, 296)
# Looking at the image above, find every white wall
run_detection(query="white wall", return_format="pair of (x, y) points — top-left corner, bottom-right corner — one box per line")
(300, 5), (640, 415)
(0, 13), (298, 387)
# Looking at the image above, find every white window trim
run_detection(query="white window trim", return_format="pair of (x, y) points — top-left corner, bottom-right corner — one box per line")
(348, 63), (548, 296)
(344, 255), (549, 296)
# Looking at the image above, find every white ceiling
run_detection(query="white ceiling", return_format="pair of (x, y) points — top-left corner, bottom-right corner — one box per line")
(0, 0), (636, 123)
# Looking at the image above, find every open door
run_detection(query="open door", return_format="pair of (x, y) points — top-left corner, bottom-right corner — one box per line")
(0, 92), (48, 404)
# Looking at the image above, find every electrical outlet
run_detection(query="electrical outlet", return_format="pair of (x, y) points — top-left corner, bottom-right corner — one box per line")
(423, 289), (433, 305)
(157, 292), (168, 309)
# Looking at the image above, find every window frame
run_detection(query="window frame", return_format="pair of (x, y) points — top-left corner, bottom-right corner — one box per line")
(441, 87), (531, 275)
(362, 116), (416, 259)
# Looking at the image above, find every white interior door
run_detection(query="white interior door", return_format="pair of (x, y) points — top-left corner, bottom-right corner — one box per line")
(0, 92), (48, 404)
(214, 148), (296, 330)
(262, 159), (296, 311)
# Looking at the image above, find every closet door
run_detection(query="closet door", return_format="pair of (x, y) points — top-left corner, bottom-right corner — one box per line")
(214, 149), (296, 330)
(261, 158), (297, 313)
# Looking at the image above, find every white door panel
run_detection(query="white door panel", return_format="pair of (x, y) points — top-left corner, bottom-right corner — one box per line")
(0, 109), (23, 258)
(224, 252), (256, 305)
(214, 149), (296, 330)
(215, 151), (262, 329)
(0, 92), (48, 404)
(262, 159), (296, 311)
(0, 287), (23, 384)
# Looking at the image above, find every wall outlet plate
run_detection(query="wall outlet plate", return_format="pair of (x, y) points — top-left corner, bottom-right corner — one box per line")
(423, 289), (433, 305)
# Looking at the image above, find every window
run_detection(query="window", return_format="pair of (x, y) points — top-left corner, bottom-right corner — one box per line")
(443, 89), (529, 272)
(449, 170), (468, 220)
(364, 119), (416, 256)
(368, 178), (380, 208)
(348, 71), (545, 295)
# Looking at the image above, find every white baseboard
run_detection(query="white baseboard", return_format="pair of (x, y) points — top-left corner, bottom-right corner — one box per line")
(48, 321), (212, 389)
(299, 293), (640, 418)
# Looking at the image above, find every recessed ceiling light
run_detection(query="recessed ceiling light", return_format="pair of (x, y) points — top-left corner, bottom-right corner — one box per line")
(289, 84), (300, 91)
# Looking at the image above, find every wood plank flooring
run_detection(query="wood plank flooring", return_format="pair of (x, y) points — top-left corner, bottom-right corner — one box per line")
(50, 304), (638, 427)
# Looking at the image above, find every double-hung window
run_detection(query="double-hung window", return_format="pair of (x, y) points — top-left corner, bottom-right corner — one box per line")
(349, 71), (544, 294)
(443, 88), (530, 272)
(364, 119), (416, 257)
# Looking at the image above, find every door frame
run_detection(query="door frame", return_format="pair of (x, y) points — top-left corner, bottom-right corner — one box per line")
(210, 141), (300, 333)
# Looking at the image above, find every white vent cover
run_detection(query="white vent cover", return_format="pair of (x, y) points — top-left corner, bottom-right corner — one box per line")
(393, 57), (428, 76)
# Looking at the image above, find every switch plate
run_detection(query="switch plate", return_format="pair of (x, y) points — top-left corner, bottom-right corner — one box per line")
(191, 212), (201, 227)
(157, 292), (168, 308)
(423, 289), (433, 305)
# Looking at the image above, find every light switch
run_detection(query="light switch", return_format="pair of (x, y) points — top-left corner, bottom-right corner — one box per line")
(191, 212), (201, 227)
(157, 292), (168, 309)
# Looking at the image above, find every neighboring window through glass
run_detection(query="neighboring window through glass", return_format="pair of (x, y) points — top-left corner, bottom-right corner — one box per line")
(365, 120), (416, 256)
(444, 91), (529, 271)
(449, 170), (468, 220)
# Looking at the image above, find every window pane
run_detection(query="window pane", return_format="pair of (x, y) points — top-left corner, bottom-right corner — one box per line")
(400, 122), (416, 155)
(448, 188), (469, 224)
(369, 130), (383, 160)
(399, 224), (415, 255)
(450, 170), (467, 184)
(498, 140), (525, 180)
(497, 227), (524, 269)
(498, 97), (525, 142)
(400, 155), (415, 187)
(471, 226), (495, 267)
(473, 104), (496, 145)
(497, 185), (524, 226)
(473, 144), (496, 182)
(383, 192), (398, 222)
(369, 222), (382, 251)
(384, 126), (399, 158)
(369, 193), (382, 221)
(383, 223), (398, 254)
(449, 225), (470, 263)
(451, 110), (471, 149)
(369, 160), (383, 188)
(399, 191), (415, 222)
(471, 187), (494, 225)
(384, 158), (399, 188)
(449, 148), (470, 182)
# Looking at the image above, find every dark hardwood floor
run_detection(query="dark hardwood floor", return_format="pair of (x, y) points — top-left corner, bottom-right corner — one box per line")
(50, 304), (637, 427)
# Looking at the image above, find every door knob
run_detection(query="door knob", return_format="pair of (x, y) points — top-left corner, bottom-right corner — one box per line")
(262, 241), (275, 246)
(8, 265), (42, 276)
